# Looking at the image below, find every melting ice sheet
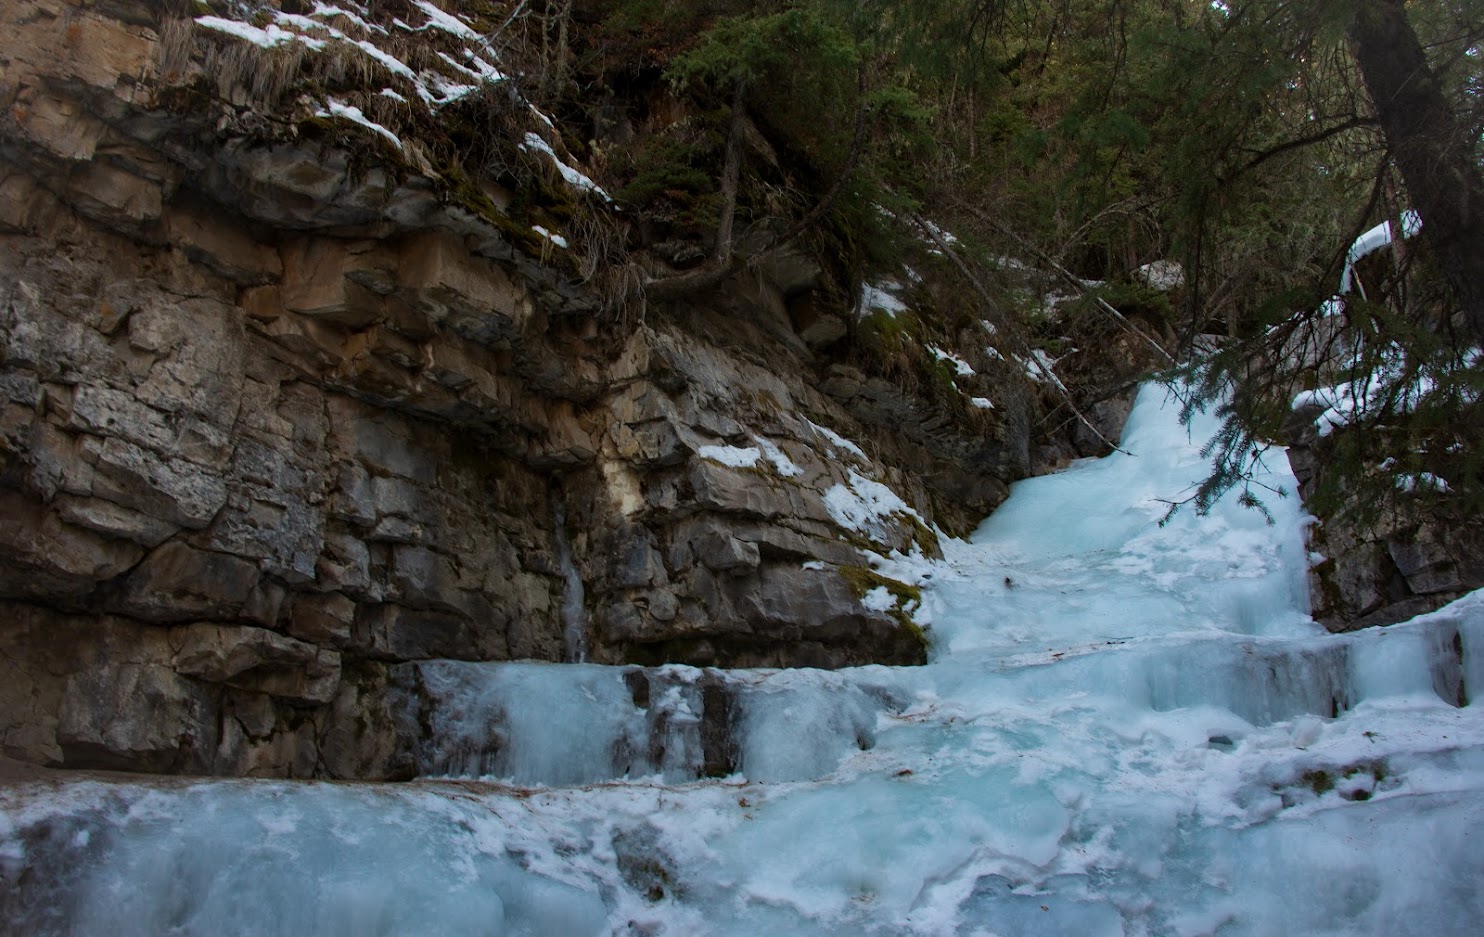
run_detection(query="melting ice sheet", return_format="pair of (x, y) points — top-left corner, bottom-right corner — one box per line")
(6, 385), (1484, 936)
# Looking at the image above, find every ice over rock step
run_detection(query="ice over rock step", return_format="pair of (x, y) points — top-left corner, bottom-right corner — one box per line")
(6, 387), (1484, 937)
(397, 612), (1484, 787)
(396, 661), (900, 785)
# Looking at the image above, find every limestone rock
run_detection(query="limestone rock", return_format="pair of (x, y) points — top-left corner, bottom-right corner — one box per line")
(790, 292), (848, 349)
(0, 0), (1061, 779)
(290, 592), (357, 648)
(608, 529), (670, 589)
(57, 662), (214, 772)
(165, 199), (282, 286)
(317, 663), (414, 780)
(400, 230), (530, 334)
(216, 145), (373, 228)
(88, 436), (230, 528)
(280, 237), (386, 327)
(689, 459), (792, 519)
(54, 493), (178, 547)
(117, 541), (261, 622)
(355, 604), (503, 661)
(689, 524), (762, 575)
(65, 160), (163, 230)
(1388, 525), (1484, 596)
(44, 608), (217, 772)
(172, 622), (342, 705)
(0, 494), (146, 605)
(11, 92), (107, 163)
(730, 566), (870, 642)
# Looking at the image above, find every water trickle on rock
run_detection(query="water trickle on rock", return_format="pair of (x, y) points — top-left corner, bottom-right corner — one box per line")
(553, 497), (589, 664)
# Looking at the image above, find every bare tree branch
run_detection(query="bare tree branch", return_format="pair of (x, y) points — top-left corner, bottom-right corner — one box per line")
(910, 212), (1133, 456)
(1227, 115), (1378, 180)
(644, 70), (872, 303)
(747, 64), (871, 259)
(957, 200), (1176, 367)
(641, 86), (748, 304)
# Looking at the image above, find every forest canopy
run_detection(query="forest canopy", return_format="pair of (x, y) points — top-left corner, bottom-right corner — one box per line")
(524, 0), (1484, 525)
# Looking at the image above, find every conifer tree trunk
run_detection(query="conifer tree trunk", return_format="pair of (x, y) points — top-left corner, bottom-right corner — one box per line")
(1349, 0), (1484, 342)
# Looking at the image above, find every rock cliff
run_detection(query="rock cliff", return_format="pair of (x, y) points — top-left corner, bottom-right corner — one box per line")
(0, 1), (1155, 777)
(1286, 409), (1484, 633)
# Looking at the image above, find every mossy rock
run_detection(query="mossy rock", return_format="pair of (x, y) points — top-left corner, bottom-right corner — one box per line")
(904, 515), (943, 559)
(838, 565), (929, 651)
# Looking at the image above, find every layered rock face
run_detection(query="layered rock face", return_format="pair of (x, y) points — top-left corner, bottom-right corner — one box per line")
(0, 2), (1066, 777)
(1287, 412), (1484, 632)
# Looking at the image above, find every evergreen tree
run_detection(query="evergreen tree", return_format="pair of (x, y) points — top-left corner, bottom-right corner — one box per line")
(572, 0), (1480, 533)
(1350, 0), (1484, 344)
(1158, 0), (1484, 528)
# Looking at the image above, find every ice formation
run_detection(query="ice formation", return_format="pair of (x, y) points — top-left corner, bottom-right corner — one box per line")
(4, 385), (1483, 936)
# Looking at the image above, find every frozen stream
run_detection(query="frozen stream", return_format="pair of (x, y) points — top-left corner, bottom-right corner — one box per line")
(4, 385), (1484, 936)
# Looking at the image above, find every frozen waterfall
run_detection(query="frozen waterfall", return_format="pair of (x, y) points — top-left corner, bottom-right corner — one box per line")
(4, 384), (1484, 936)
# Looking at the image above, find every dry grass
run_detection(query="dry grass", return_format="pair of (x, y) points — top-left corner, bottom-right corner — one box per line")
(157, 16), (197, 82)
(206, 40), (311, 107)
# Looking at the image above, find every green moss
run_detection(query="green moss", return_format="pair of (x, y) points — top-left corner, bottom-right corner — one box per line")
(512, 164), (581, 224)
(925, 356), (961, 397)
(836, 530), (879, 554)
(1346, 760), (1388, 783)
(435, 163), (587, 273)
(858, 309), (917, 350)
(1295, 761), (1388, 801)
(839, 565), (921, 605)
(614, 136), (717, 208)
(827, 502), (940, 560)
(1301, 768), (1334, 795)
(627, 857), (675, 903)
(904, 515), (942, 559)
(838, 565), (928, 650)
(896, 615), (930, 652)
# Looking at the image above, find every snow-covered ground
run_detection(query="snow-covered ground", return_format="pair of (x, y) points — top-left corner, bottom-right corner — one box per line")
(4, 386), (1483, 936)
